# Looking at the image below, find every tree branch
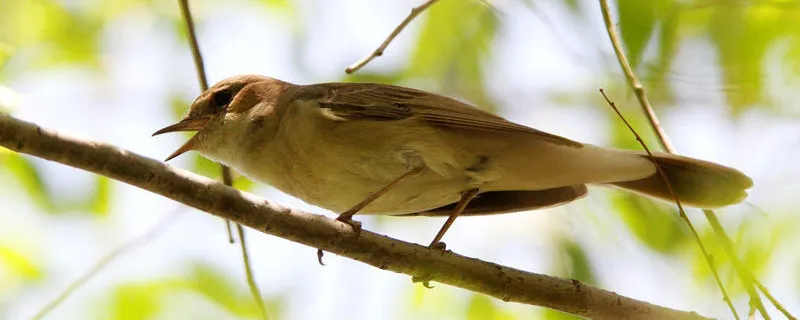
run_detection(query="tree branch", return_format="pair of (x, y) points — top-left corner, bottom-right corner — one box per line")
(0, 113), (709, 320)
(177, 0), (268, 317)
(344, 0), (439, 74)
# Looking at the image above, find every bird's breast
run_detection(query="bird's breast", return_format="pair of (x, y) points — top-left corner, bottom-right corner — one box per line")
(232, 116), (487, 214)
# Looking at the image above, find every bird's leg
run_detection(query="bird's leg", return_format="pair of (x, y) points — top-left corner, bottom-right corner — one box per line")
(335, 165), (424, 235)
(318, 163), (424, 265)
(427, 188), (479, 250)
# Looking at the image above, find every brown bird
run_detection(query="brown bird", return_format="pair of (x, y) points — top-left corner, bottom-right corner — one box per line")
(154, 75), (753, 248)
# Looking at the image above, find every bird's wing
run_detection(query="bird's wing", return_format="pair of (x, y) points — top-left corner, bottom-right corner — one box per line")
(296, 82), (582, 148)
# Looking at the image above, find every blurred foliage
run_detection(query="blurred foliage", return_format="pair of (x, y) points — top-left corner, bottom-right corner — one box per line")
(1, 153), (56, 212)
(0, 152), (113, 215)
(0, 240), (43, 314)
(108, 263), (282, 319)
(554, 0), (800, 113)
(404, 284), (520, 320)
(0, 0), (798, 319)
(0, 0), (103, 73)
(0, 243), (44, 281)
(466, 294), (517, 320)
(347, 0), (500, 111)
(691, 214), (796, 295)
(613, 194), (690, 253)
(543, 239), (596, 319)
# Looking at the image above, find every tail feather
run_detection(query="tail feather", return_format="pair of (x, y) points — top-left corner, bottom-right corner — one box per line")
(610, 153), (753, 208)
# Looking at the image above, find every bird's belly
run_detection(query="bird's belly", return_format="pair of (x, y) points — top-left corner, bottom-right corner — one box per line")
(305, 173), (467, 215)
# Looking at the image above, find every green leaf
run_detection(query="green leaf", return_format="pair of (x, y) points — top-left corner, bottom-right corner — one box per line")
(110, 282), (170, 320)
(543, 308), (583, 320)
(1, 153), (55, 212)
(466, 294), (516, 320)
(0, 1), (102, 70)
(192, 154), (222, 179)
(256, 0), (295, 14)
(646, 2), (679, 104)
(0, 42), (13, 72)
(188, 263), (268, 318)
(707, 2), (786, 113)
(0, 244), (43, 280)
(407, 0), (498, 110)
(562, 0), (580, 14)
(545, 240), (596, 320)
(617, 0), (667, 69)
(87, 176), (112, 216)
(562, 240), (596, 284)
(405, 283), (461, 318)
(789, 34), (800, 77)
(613, 193), (689, 254)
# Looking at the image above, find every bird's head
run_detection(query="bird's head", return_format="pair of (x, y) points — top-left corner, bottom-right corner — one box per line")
(153, 75), (290, 161)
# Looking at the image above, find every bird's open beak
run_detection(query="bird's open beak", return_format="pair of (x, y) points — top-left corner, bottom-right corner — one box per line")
(152, 116), (211, 161)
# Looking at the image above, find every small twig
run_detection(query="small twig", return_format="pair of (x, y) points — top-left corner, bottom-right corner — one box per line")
(178, 0), (209, 92)
(237, 224), (270, 320)
(596, 0), (672, 153)
(222, 165), (236, 243)
(597, 1), (788, 319)
(599, 90), (739, 320)
(226, 220), (235, 243)
(31, 208), (184, 320)
(178, 1), (268, 318)
(345, 0), (440, 74)
(754, 278), (797, 320)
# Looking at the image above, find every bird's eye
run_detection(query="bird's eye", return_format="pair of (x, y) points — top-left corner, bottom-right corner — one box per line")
(210, 88), (233, 109)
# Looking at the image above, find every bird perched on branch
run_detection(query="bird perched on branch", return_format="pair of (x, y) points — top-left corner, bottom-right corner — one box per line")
(154, 75), (752, 248)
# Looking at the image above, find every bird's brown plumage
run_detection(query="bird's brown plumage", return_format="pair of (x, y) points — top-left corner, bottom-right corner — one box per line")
(155, 75), (753, 216)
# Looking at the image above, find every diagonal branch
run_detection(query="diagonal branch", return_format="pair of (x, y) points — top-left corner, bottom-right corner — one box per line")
(345, 0), (439, 74)
(177, 1), (269, 318)
(597, 2), (740, 318)
(0, 113), (710, 320)
(596, 1), (793, 320)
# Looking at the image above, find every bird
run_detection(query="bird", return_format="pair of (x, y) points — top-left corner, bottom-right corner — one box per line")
(153, 75), (753, 248)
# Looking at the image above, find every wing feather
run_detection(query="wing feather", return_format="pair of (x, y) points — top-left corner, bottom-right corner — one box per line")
(300, 83), (582, 148)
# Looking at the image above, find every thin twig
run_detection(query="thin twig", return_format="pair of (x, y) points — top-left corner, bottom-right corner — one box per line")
(222, 166), (236, 243)
(345, 0), (439, 74)
(178, 0), (209, 92)
(596, 1), (783, 319)
(754, 278), (797, 320)
(0, 113), (712, 320)
(31, 208), (185, 320)
(178, 0), (267, 318)
(237, 224), (270, 320)
(596, 0), (672, 153)
(599, 90), (739, 320)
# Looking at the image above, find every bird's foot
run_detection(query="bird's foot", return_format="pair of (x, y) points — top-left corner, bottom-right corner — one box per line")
(336, 214), (363, 238)
(428, 241), (447, 251)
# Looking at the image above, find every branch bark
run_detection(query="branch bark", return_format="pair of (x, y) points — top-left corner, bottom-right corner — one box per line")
(0, 113), (709, 320)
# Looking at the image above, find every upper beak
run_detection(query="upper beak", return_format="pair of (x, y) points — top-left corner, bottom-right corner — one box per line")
(152, 116), (211, 161)
(152, 116), (210, 136)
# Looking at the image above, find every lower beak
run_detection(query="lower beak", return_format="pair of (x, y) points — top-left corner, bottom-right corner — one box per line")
(152, 116), (211, 161)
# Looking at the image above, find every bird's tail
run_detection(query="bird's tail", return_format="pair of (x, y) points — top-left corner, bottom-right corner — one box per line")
(609, 153), (753, 208)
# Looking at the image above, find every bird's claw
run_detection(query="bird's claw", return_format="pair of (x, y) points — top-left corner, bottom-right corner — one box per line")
(428, 241), (447, 251)
(412, 274), (436, 288)
(336, 215), (363, 238)
(316, 249), (326, 266)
